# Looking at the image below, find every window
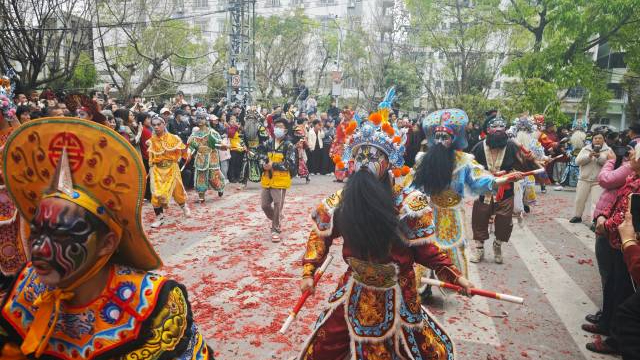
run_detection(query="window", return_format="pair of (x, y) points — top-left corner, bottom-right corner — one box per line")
(599, 118), (610, 125)
(566, 86), (585, 99)
(266, 0), (281, 6)
(194, 19), (208, 33)
(438, 52), (445, 60)
(194, 0), (208, 8)
(494, 81), (501, 90)
(608, 83), (624, 100)
(291, 0), (303, 5)
(319, 0), (335, 4)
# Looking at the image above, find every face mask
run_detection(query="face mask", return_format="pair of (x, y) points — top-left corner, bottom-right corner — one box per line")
(119, 125), (126, 132)
(354, 145), (389, 179)
(274, 128), (286, 139)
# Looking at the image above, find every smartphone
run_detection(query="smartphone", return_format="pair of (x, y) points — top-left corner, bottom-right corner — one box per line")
(631, 193), (640, 232)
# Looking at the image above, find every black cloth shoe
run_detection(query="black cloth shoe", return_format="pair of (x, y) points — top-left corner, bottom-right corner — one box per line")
(569, 216), (582, 223)
(586, 337), (620, 355)
(581, 323), (609, 336)
(585, 310), (602, 324)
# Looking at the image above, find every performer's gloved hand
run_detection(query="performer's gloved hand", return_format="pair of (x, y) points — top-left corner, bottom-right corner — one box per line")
(300, 277), (315, 295)
(456, 276), (475, 297)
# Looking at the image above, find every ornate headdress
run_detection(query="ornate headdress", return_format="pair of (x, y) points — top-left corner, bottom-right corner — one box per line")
(0, 72), (17, 120)
(65, 93), (106, 124)
(514, 116), (535, 133)
(422, 108), (469, 150)
(2, 117), (162, 270)
(336, 109), (408, 178)
(533, 114), (545, 129)
(572, 115), (589, 131)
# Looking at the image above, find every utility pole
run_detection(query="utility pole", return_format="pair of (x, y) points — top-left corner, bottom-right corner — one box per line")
(226, 0), (256, 105)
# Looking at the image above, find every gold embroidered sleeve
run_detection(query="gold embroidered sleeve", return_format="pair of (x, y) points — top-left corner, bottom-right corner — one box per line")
(121, 286), (189, 360)
(302, 231), (332, 278)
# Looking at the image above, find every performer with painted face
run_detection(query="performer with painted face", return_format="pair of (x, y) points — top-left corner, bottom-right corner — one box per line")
(469, 115), (537, 263)
(297, 109), (474, 360)
(147, 115), (190, 228)
(512, 116), (548, 216)
(0, 117), (214, 359)
(187, 110), (227, 202)
(411, 109), (498, 277)
(239, 109), (269, 186)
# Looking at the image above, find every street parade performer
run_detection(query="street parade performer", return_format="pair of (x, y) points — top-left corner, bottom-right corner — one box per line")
(329, 109), (353, 182)
(412, 108), (496, 277)
(188, 110), (227, 202)
(0, 75), (28, 289)
(258, 117), (296, 242)
(512, 115), (548, 217)
(148, 115), (191, 228)
(240, 108), (269, 186)
(469, 115), (538, 264)
(0, 117), (214, 359)
(297, 109), (474, 360)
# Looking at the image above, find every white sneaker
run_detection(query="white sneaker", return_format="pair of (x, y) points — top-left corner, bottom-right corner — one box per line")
(554, 185), (564, 191)
(182, 206), (191, 218)
(151, 215), (164, 228)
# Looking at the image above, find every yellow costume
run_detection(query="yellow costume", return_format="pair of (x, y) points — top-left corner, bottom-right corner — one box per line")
(0, 117), (214, 360)
(148, 132), (188, 208)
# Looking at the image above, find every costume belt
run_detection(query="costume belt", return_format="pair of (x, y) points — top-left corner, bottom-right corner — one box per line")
(197, 146), (212, 154)
(154, 160), (175, 168)
(347, 257), (397, 288)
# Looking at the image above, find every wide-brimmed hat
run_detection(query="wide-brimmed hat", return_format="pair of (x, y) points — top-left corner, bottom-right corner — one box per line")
(2, 117), (162, 270)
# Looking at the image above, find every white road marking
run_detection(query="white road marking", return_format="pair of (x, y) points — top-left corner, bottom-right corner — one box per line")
(429, 251), (501, 346)
(553, 218), (596, 254)
(512, 225), (608, 360)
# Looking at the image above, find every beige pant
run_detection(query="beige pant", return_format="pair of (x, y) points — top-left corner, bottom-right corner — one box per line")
(574, 180), (603, 219)
(261, 188), (286, 232)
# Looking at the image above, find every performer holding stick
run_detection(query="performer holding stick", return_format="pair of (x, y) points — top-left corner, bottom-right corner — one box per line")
(294, 104), (474, 360)
(422, 278), (525, 304)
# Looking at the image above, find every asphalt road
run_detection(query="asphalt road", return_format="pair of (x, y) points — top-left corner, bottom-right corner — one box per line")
(142, 175), (613, 360)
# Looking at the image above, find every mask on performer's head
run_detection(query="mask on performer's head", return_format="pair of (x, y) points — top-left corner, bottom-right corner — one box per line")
(353, 145), (390, 179)
(29, 197), (111, 287)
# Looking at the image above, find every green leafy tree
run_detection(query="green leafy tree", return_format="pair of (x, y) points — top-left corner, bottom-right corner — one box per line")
(95, 0), (213, 99)
(254, 11), (315, 100)
(68, 52), (98, 91)
(404, 0), (509, 110)
(495, 0), (640, 119)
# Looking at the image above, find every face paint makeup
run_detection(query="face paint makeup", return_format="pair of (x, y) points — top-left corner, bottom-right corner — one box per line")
(29, 198), (102, 286)
(353, 145), (390, 179)
(434, 132), (453, 147)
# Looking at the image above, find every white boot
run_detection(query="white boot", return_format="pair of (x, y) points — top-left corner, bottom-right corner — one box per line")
(493, 240), (503, 264)
(182, 205), (191, 218)
(469, 241), (485, 263)
(151, 214), (164, 228)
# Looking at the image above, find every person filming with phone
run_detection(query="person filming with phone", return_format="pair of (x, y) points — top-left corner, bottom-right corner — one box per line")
(571, 132), (610, 223)
(590, 142), (640, 355)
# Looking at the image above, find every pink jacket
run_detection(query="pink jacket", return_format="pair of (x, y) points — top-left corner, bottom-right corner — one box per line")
(594, 159), (633, 220)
